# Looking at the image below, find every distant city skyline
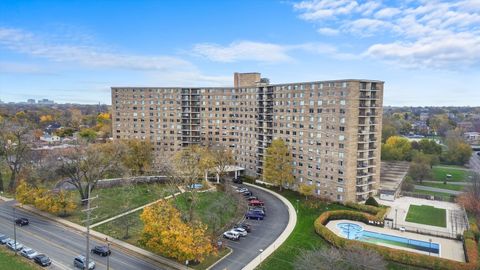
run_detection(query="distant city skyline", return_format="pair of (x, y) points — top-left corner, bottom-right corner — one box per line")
(1, 0), (479, 106)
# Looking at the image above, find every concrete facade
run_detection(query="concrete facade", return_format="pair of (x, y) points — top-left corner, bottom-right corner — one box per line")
(111, 73), (384, 202)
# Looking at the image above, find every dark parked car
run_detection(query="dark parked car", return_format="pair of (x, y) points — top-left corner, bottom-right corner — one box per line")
(246, 196), (258, 201)
(234, 223), (252, 232)
(242, 191), (253, 196)
(91, 245), (111, 256)
(15, 218), (29, 226)
(245, 211), (264, 220)
(34, 254), (52, 267)
(233, 178), (243, 184)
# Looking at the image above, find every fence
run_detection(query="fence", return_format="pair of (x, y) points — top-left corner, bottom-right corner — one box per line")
(392, 224), (461, 239)
(96, 175), (168, 188)
(400, 191), (456, 202)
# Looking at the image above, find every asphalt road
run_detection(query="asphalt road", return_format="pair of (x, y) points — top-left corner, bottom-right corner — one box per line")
(211, 184), (289, 270)
(469, 151), (480, 174)
(0, 200), (165, 270)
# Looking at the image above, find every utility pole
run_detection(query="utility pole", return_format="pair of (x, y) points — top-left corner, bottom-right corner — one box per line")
(106, 237), (110, 270)
(81, 185), (98, 270)
(13, 206), (17, 255)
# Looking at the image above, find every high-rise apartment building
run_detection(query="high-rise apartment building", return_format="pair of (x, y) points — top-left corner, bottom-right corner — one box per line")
(112, 73), (383, 202)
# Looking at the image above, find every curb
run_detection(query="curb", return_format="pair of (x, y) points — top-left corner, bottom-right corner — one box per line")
(205, 247), (233, 270)
(17, 204), (191, 270)
(241, 183), (297, 270)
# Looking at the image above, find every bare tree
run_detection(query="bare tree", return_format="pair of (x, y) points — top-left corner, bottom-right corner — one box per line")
(57, 142), (125, 204)
(0, 118), (32, 191)
(208, 146), (234, 184)
(458, 172), (480, 220)
(294, 247), (387, 270)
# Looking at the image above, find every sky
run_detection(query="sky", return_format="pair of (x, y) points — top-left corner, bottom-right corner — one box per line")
(0, 0), (479, 106)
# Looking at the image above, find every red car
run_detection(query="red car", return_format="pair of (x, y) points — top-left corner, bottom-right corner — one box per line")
(248, 199), (264, 206)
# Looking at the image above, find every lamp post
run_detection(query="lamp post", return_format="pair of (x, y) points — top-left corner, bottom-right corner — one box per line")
(13, 206), (17, 255)
(296, 199), (299, 213)
(395, 208), (398, 229)
(429, 239), (432, 256)
(105, 237), (110, 270)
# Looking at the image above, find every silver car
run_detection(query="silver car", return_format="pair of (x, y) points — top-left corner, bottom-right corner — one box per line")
(21, 247), (39, 259)
(6, 240), (23, 251)
(73, 255), (96, 270)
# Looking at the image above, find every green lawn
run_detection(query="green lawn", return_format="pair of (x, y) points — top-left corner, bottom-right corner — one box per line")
(0, 247), (42, 270)
(173, 191), (238, 233)
(405, 205), (447, 227)
(95, 190), (239, 270)
(431, 166), (469, 182)
(256, 187), (423, 270)
(66, 183), (172, 225)
(417, 182), (466, 191)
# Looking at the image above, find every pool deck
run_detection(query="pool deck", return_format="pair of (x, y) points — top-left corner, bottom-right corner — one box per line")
(326, 219), (465, 262)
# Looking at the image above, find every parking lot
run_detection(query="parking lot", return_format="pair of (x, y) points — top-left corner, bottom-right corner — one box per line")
(212, 184), (289, 270)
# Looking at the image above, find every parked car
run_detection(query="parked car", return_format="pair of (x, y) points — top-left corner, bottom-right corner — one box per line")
(242, 191), (253, 196)
(233, 178), (243, 184)
(245, 211), (264, 220)
(246, 196), (258, 201)
(236, 187), (248, 193)
(250, 209), (266, 217)
(73, 255), (96, 270)
(0, 234), (10, 244)
(232, 227), (247, 237)
(248, 199), (264, 206)
(6, 240), (23, 251)
(91, 245), (111, 256)
(21, 247), (39, 259)
(249, 206), (266, 216)
(15, 218), (29, 226)
(234, 223), (252, 232)
(34, 254), (52, 267)
(223, 230), (240, 241)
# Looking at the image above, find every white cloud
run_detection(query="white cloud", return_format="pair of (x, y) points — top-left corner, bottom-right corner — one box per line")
(192, 40), (352, 63)
(192, 41), (292, 63)
(317, 27), (339, 35)
(374, 7), (401, 18)
(293, 0), (480, 68)
(0, 27), (193, 71)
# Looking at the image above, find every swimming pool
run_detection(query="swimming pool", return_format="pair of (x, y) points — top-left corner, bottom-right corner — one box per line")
(337, 222), (440, 254)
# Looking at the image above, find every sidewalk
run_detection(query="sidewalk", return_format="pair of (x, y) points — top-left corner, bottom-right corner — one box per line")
(91, 186), (185, 228)
(414, 185), (462, 195)
(422, 180), (472, 186)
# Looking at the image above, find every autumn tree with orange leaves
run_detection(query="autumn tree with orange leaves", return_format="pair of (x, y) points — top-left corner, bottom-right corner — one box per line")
(140, 200), (215, 264)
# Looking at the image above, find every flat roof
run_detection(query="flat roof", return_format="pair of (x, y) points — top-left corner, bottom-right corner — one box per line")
(111, 79), (384, 89)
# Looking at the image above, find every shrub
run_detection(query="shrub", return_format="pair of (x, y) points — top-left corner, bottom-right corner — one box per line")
(365, 196), (379, 207)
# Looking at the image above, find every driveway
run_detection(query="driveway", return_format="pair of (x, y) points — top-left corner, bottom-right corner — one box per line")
(211, 184), (289, 270)
(469, 151), (480, 174)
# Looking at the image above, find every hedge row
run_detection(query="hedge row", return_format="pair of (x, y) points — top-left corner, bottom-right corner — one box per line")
(344, 201), (388, 221)
(314, 210), (479, 270)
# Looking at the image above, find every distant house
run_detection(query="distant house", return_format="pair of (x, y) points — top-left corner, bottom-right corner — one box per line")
(40, 134), (61, 143)
(419, 113), (429, 121)
(464, 132), (480, 145)
(45, 123), (62, 134)
(457, 121), (474, 132)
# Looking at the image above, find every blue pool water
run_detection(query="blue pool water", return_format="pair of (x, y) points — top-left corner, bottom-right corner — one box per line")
(336, 222), (440, 254)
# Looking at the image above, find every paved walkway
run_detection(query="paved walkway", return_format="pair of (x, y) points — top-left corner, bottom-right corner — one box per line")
(326, 219), (465, 262)
(422, 180), (472, 186)
(434, 165), (471, 171)
(414, 185), (463, 195)
(91, 186), (186, 228)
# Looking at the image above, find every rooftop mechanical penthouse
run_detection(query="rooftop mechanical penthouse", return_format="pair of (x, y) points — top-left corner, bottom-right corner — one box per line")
(111, 72), (384, 202)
